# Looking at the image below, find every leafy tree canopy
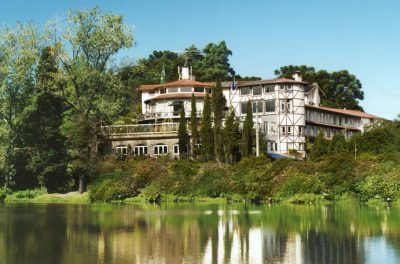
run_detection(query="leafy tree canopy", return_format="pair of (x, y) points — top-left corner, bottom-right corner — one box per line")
(275, 65), (364, 110)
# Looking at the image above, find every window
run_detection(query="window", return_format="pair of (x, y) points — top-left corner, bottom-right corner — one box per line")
(194, 87), (204, 93)
(264, 85), (275, 93)
(154, 144), (168, 155)
(298, 126), (304, 136)
(252, 101), (263, 113)
(279, 84), (292, 91)
(280, 99), (292, 113)
(173, 144), (188, 154)
(252, 86), (262, 95)
(275, 143), (278, 151)
(134, 145), (148, 156)
(281, 126), (286, 135)
(116, 145), (128, 156)
(241, 102), (248, 115)
(160, 88), (166, 94)
(265, 100), (275, 112)
(287, 126), (292, 135)
(263, 121), (269, 134)
(168, 88), (178, 93)
(180, 87), (192, 93)
(240, 87), (251, 95)
(149, 91), (155, 95)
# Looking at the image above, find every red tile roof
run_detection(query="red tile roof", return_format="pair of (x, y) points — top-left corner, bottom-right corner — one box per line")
(138, 79), (211, 91)
(306, 105), (383, 119)
(144, 93), (208, 103)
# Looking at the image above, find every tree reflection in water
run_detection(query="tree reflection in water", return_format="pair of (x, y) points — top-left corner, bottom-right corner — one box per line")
(0, 203), (400, 264)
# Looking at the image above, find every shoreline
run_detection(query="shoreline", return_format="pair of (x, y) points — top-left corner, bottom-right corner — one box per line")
(2, 191), (398, 207)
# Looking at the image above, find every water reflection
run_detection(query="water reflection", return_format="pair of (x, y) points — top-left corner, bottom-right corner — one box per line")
(0, 203), (400, 264)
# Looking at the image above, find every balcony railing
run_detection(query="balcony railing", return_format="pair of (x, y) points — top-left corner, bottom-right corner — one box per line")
(102, 122), (179, 136)
(142, 111), (203, 120)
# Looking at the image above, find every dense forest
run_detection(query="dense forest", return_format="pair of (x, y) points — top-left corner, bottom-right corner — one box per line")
(1, 7), (398, 205)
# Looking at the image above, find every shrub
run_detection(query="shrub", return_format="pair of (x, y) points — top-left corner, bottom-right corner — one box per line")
(168, 160), (199, 195)
(5, 188), (47, 202)
(0, 188), (12, 202)
(275, 171), (323, 198)
(89, 171), (138, 202)
(193, 162), (231, 197)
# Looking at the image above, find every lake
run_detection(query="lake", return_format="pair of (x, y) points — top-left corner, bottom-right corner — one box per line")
(0, 203), (399, 264)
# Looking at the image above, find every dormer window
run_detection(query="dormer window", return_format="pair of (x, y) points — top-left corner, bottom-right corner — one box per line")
(168, 88), (178, 93)
(240, 87), (251, 95)
(180, 87), (192, 93)
(252, 86), (262, 96)
(194, 87), (204, 93)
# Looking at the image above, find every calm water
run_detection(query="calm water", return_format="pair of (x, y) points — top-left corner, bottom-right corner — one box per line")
(0, 203), (399, 264)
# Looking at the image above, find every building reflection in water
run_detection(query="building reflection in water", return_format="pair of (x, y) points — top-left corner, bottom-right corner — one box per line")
(1, 203), (400, 264)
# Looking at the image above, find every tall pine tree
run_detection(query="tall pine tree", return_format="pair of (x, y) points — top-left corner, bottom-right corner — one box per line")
(178, 105), (189, 158)
(190, 93), (200, 157)
(224, 109), (240, 163)
(212, 81), (226, 162)
(241, 101), (254, 158)
(200, 92), (214, 160)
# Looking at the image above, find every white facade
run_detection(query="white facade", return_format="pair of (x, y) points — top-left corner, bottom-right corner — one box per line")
(106, 66), (382, 159)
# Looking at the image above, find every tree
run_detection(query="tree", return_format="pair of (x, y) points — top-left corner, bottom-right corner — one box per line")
(195, 41), (235, 81)
(241, 101), (254, 158)
(224, 109), (240, 163)
(212, 81), (226, 162)
(275, 65), (364, 110)
(190, 93), (200, 157)
(200, 92), (214, 160)
(178, 106), (189, 158)
(18, 46), (69, 192)
(59, 7), (133, 193)
(329, 133), (347, 154)
(309, 131), (330, 161)
(0, 22), (41, 188)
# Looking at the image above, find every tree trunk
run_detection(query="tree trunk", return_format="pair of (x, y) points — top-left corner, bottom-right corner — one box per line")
(78, 174), (85, 194)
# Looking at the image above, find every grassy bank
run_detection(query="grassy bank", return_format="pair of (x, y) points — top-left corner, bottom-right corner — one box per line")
(2, 190), (89, 204)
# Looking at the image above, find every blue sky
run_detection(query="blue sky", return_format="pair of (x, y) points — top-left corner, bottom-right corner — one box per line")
(1, 0), (399, 119)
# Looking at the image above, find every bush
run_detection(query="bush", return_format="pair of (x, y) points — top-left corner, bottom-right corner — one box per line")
(5, 188), (47, 202)
(193, 163), (231, 197)
(168, 160), (199, 195)
(0, 188), (12, 202)
(89, 171), (138, 202)
(275, 171), (323, 198)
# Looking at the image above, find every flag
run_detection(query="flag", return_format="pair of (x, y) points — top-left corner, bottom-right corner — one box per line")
(231, 77), (236, 90)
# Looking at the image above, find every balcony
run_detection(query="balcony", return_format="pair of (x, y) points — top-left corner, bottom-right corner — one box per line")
(102, 122), (180, 139)
(141, 111), (203, 121)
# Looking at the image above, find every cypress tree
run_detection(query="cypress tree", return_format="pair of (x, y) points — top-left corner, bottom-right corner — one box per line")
(329, 133), (347, 154)
(190, 93), (200, 157)
(309, 130), (329, 161)
(224, 109), (240, 163)
(200, 92), (214, 160)
(212, 81), (226, 162)
(241, 101), (254, 158)
(178, 105), (189, 158)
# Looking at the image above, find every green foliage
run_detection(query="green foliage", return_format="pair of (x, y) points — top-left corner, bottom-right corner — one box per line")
(275, 65), (364, 110)
(231, 156), (272, 202)
(168, 160), (199, 195)
(224, 109), (240, 163)
(275, 172), (323, 199)
(309, 131), (329, 161)
(355, 161), (400, 201)
(195, 41), (235, 81)
(5, 188), (47, 202)
(241, 101), (253, 158)
(193, 163), (231, 197)
(329, 133), (347, 154)
(0, 188), (12, 202)
(89, 167), (139, 202)
(200, 93), (214, 160)
(60, 7), (134, 193)
(178, 106), (189, 158)
(190, 93), (200, 157)
(212, 81), (226, 162)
